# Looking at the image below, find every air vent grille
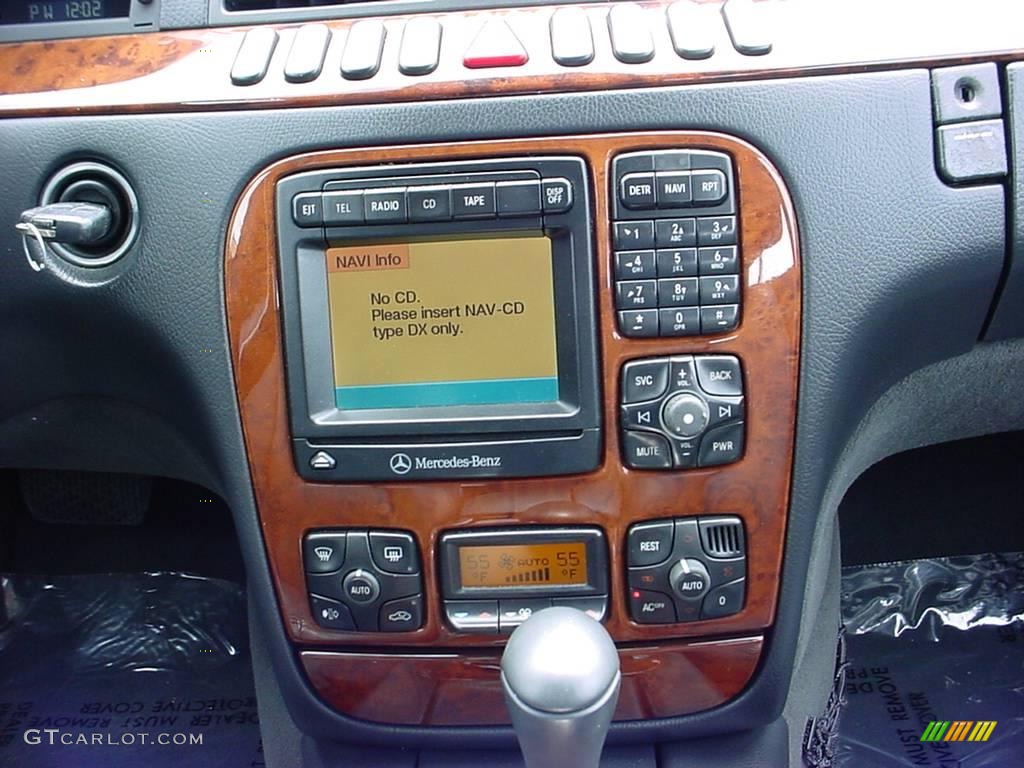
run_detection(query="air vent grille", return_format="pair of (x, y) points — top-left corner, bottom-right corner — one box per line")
(699, 516), (745, 559)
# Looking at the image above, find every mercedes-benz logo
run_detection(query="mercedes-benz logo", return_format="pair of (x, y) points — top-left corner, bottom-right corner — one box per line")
(389, 453), (412, 475)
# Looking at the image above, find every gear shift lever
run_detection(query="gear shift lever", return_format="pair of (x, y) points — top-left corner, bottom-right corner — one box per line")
(501, 607), (620, 768)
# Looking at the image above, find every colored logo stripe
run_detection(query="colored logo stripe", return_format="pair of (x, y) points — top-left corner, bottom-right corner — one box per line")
(921, 721), (996, 742)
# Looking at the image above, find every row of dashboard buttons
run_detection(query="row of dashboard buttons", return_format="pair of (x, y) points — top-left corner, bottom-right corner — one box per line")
(231, 2), (773, 87)
(620, 169), (727, 209)
(445, 596), (608, 634)
(292, 178), (571, 227)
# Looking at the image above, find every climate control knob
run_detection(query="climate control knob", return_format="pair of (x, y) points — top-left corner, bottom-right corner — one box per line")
(667, 558), (711, 600)
(661, 393), (709, 438)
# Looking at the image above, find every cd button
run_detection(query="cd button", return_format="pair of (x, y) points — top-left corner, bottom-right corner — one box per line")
(363, 188), (407, 223)
(408, 186), (452, 221)
(323, 191), (364, 225)
(452, 182), (496, 218)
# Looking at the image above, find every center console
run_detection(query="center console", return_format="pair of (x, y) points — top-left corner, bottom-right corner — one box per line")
(225, 131), (800, 727)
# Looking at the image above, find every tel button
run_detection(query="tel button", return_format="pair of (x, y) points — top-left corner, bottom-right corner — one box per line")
(621, 358), (669, 403)
(629, 589), (676, 624)
(369, 531), (420, 575)
(342, 569), (381, 604)
(627, 520), (674, 567)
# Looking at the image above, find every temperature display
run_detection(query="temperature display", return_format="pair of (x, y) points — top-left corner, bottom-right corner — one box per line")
(458, 542), (588, 588)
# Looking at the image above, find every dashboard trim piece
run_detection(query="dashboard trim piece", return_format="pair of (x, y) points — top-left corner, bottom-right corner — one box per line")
(223, 132), (800, 724)
(1, 0), (1022, 116)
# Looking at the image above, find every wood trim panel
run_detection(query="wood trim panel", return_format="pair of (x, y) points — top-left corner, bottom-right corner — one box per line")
(225, 131), (798, 722)
(301, 635), (763, 725)
(1, 0), (1022, 117)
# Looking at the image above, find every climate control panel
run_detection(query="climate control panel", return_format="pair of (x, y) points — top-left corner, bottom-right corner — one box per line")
(626, 516), (747, 624)
(304, 529), (424, 633)
(620, 355), (745, 470)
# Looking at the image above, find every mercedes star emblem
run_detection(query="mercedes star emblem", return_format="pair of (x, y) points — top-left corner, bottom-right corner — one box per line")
(389, 453), (412, 475)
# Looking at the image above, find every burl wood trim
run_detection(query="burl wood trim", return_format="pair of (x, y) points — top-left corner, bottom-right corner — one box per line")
(1, 0), (1021, 117)
(301, 635), (763, 725)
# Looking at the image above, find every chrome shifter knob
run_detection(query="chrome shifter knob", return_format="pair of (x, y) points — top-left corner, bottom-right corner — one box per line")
(501, 606), (621, 768)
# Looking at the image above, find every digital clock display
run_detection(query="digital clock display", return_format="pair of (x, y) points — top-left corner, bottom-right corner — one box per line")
(0, 1), (131, 25)
(458, 542), (588, 589)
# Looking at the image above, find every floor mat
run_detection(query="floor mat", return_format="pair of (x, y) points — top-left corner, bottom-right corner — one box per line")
(836, 551), (1024, 767)
(0, 572), (261, 767)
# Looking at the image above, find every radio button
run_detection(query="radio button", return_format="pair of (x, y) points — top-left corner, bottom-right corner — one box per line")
(552, 596), (607, 622)
(618, 309), (658, 338)
(622, 431), (671, 470)
(541, 178), (573, 213)
(627, 520), (674, 567)
(369, 531), (420, 575)
(657, 277), (699, 307)
(446, 600), (499, 634)
(620, 172), (656, 209)
(698, 245), (739, 275)
(452, 182), (496, 218)
(310, 594), (356, 631)
(629, 588), (676, 624)
(622, 358), (669, 403)
(379, 595), (424, 632)
(363, 188), (407, 223)
(615, 279), (657, 310)
(659, 308), (700, 337)
(696, 215), (737, 245)
(699, 304), (739, 333)
(656, 247), (698, 277)
(498, 598), (553, 633)
(496, 180), (541, 216)
(614, 250), (656, 280)
(614, 221), (655, 250)
(323, 190), (365, 225)
(656, 171), (693, 207)
(342, 569), (381, 604)
(304, 532), (347, 574)
(655, 218), (697, 247)
(292, 193), (323, 227)
(699, 275), (740, 305)
(408, 186), (452, 222)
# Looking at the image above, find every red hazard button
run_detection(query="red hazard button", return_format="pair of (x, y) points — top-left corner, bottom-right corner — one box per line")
(464, 19), (529, 68)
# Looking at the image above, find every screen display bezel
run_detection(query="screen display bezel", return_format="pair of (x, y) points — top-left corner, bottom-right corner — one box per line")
(440, 527), (608, 600)
(277, 158), (601, 443)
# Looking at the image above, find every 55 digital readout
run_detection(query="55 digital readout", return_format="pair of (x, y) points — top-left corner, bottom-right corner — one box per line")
(458, 542), (588, 589)
(1, 1), (130, 24)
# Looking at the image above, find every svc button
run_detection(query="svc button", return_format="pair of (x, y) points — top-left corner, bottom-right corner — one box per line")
(628, 520), (674, 567)
(369, 531), (420, 574)
(622, 358), (669, 403)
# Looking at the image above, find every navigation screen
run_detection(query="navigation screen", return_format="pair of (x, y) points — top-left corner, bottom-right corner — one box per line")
(458, 542), (587, 588)
(325, 234), (559, 410)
